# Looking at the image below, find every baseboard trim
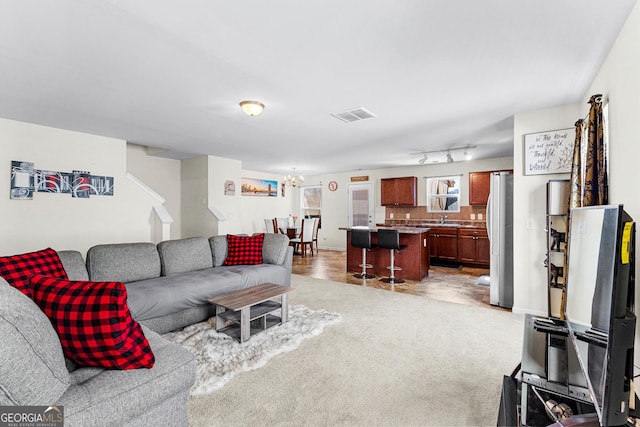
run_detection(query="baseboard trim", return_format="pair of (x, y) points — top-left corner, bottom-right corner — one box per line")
(511, 306), (546, 317)
(317, 246), (345, 251)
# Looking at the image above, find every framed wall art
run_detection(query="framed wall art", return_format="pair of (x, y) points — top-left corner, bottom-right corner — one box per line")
(241, 178), (278, 197)
(36, 170), (72, 194)
(224, 180), (235, 196)
(524, 128), (575, 175)
(10, 160), (35, 199)
(10, 160), (114, 200)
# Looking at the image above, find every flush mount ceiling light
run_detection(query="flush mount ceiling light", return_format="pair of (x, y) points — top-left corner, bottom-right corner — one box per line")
(284, 168), (304, 187)
(239, 100), (265, 116)
(412, 145), (477, 164)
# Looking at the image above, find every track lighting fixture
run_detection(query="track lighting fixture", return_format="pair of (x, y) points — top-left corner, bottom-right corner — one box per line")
(413, 145), (477, 164)
(464, 149), (472, 160)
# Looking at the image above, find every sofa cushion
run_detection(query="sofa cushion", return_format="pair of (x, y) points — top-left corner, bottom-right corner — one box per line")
(0, 247), (68, 297)
(157, 237), (213, 276)
(87, 242), (161, 283)
(262, 233), (290, 265)
(57, 326), (194, 426)
(209, 235), (228, 267)
(224, 234), (264, 266)
(125, 268), (244, 321)
(30, 274), (155, 370)
(57, 250), (90, 281)
(226, 264), (290, 288)
(0, 277), (70, 405)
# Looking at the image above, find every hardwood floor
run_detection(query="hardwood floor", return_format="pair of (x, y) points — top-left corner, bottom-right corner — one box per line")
(291, 248), (500, 309)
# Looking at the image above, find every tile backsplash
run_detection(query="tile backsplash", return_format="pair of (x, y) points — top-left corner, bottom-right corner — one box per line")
(385, 205), (487, 227)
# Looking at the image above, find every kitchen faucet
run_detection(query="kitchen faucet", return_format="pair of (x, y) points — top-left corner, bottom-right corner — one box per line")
(440, 215), (448, 224)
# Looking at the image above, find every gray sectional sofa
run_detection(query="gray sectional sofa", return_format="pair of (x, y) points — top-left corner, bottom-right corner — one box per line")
(62, 233), (293, 334)
(0, 233), (293, 426)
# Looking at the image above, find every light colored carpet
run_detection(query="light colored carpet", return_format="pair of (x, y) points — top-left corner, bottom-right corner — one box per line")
(164, 304), (341, 396)
(188, 274), (524, 426)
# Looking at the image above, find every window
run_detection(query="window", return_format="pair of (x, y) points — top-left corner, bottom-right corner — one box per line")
(426, 176), (461, 212)
(301, 186), (322, 227)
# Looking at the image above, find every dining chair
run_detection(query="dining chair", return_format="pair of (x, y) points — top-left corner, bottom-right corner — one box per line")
(290, 218), (315, 256)
(275, 217), (289, 234)
(264, 218), (275, 233)
(311, 217), (320, 252)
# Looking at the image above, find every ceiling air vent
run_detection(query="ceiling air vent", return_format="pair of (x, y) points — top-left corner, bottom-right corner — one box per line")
(331, 107), (377, 123)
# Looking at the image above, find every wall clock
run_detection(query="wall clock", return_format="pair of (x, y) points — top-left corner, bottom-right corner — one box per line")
(328, 181), (338, 191)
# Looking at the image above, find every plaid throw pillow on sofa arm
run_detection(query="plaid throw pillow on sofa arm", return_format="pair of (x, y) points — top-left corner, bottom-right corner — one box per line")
(0, 247), (68, 298)
(29, 274), (155, 370)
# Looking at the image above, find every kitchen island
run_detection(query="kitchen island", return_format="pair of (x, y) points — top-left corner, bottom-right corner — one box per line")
(340, 226), (430, 281)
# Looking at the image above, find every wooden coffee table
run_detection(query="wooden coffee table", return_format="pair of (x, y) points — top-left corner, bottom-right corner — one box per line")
(207, 283), (293, 343)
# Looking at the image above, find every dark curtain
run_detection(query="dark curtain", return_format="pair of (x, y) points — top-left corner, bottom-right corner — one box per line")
(569, 119), (584, 209)
(568, 94), (608, 208)
(564, 95), (608, 321)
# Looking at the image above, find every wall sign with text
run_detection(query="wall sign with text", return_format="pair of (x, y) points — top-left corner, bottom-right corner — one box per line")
(523, 128), (575, 175)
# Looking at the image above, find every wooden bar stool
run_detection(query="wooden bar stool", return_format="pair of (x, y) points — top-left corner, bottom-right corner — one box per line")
(377, 229), (407, 284)
(351, 228), (376, 279)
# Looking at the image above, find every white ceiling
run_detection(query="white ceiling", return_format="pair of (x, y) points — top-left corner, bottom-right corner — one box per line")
(0, 1), (636, 175)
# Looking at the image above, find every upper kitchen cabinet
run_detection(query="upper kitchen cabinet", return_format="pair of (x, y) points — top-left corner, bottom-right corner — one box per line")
(468, 170), (513, 206)
(468, 172), (492, 206)
(381, 176), (418, 206)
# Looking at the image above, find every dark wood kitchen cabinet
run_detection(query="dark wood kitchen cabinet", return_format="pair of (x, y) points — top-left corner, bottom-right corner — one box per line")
(428, 227), (458, 261)
(457, 228), (489, 266)
(468, 172), (492, 206)
(468, 170), (513, 206)
(381, 176), (418, 206)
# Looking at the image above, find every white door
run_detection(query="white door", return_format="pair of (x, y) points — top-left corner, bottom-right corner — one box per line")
(348, 182), (374, 227)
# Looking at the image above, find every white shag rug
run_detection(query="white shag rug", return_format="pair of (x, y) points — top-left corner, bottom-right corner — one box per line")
(163, 304), (341, 396)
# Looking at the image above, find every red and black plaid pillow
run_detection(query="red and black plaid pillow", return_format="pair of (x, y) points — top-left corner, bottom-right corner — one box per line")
(0, 248), (68, 298)
(223, 234), (264, 266)
(29, 274), (155, 370)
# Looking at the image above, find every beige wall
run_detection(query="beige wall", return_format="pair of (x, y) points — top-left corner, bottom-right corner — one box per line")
(513, 2), (640, 318)
(582, 2), (640, 361)
(126, 144), (181, 240)
(209, 156), (243, 235)
(0, 118), (162, 256)
(181, 156), (217, 238)
(240, 169), (296, 235)
(180, 156), (295, 238)
(512, 104), (581, 315)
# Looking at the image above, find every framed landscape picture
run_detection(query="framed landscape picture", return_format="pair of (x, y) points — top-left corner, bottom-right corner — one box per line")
(241, 178), (278, 197)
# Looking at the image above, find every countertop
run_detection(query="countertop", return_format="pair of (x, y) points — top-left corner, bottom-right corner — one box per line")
(381, 220), (487, 229)
(339, 226), (430, 234)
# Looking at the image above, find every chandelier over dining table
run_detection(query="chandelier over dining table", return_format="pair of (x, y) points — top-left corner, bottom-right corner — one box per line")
(284, 168), (304, 187)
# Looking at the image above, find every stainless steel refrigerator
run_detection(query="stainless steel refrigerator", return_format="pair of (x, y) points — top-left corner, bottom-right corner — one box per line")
(486, 171), (514, 308)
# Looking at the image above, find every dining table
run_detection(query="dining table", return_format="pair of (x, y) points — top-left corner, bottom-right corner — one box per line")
(280, 227), (300, 239)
